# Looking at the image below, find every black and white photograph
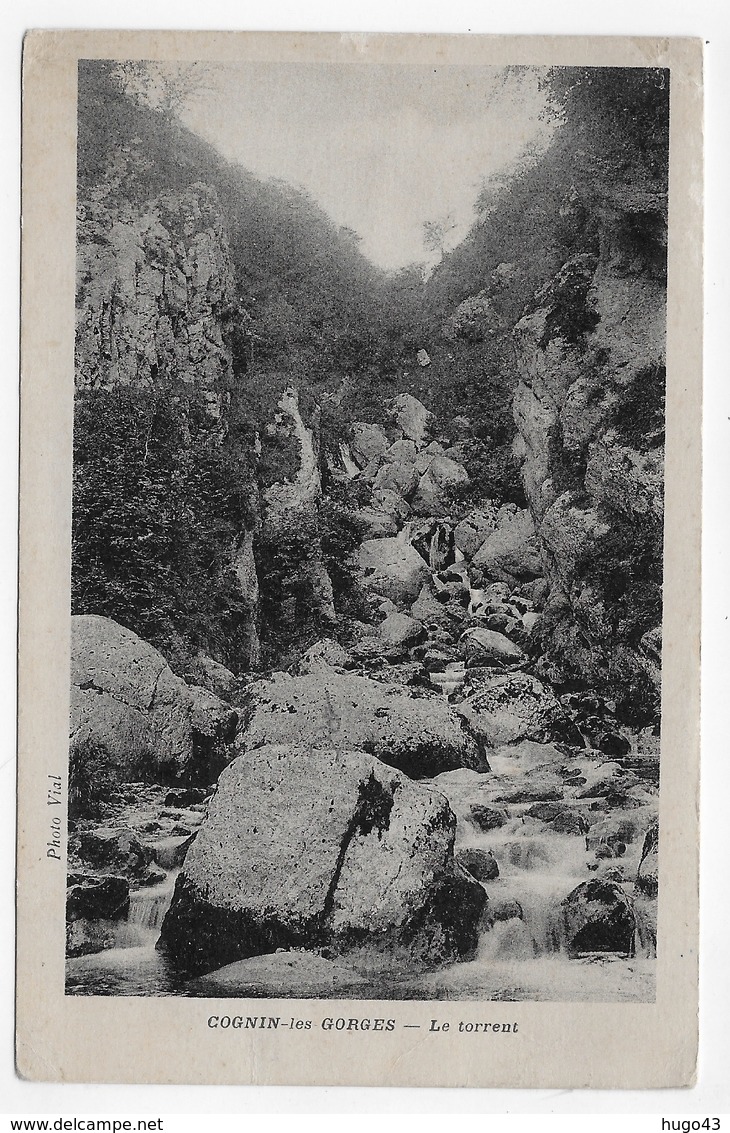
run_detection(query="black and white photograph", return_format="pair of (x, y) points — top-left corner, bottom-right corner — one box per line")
(64, 53), (669, 1004)
(15, 28), (703, 1089)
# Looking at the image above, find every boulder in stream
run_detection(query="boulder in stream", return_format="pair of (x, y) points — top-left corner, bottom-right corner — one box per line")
(456, 847), (499, 882)
(242, 668), (486, 778)
(70, 615), (239, 792)
(560, 879), (636, 956)
(410, 455), (470, 517)
(356, 537), (431, 606)
(188, 950), (368, 998)
(469, 804), (509, 832)
(472, 507), (543, 583)
(158, 743), (486, 977)
(457, 672), (580, 747)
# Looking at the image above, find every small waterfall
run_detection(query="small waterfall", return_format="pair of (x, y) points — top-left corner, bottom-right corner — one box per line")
(428, 660), (466, 698)
(114, 871), (178, 948)
(338, 442), (360, 478)
(429, 527), (441, 570)
(397, 520), (413, 545)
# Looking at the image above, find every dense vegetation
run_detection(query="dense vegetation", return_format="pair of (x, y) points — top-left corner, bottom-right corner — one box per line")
(72, 61), (669, 676)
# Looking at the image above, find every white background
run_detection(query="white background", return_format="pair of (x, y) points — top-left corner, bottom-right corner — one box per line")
(2, 0), (727, 1120)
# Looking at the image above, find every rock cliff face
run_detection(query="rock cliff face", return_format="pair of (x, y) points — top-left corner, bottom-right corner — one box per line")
(76, 181), (237, 418)
(74, 177), (262, 668)
(511, 208), (666, 721)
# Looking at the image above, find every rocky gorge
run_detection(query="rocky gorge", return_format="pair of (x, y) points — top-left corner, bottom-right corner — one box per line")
(66, 63), (667, 1001)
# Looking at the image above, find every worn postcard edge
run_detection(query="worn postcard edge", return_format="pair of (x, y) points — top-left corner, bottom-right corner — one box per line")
(16, 29), (703, 1088)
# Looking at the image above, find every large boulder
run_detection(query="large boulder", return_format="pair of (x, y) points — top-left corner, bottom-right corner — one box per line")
(387, 393), (433, 446)
(356, 537), (431, 606)
(372, 453), (420, 499)
(457, 672), (580, 747)
(350, 422), (390, 469)
(242, 669), (486, 778)
(158, 744), (487, 976)
(188, 951), (368, 998)
(559, 879), (636, 955)
(378, 612), (426, 656)
(458, 627), (525, 667)
(472, 507), (543, 582)
(411, 455), (470, 517)
(69, 615), (239, 790)
(454, 507), (499, 559)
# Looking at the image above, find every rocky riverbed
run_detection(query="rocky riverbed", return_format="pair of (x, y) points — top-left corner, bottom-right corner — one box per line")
(66, 395), (659, 1001)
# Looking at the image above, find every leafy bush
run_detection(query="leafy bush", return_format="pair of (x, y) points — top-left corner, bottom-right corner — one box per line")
(72, 385), (257, 669)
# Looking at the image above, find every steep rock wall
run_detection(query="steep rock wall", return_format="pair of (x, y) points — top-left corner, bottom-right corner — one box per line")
(511, 207), (666, 722)
(76, 181), (237, 418)
(74, 179), (261, 668)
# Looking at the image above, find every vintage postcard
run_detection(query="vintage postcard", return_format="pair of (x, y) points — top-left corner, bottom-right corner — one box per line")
(17, 30), (702, 1087)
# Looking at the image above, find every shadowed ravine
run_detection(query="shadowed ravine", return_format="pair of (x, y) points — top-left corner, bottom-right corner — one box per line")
(67, 63), (666, 1002)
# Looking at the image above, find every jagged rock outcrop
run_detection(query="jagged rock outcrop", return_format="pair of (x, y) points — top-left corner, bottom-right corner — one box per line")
(511, 212), (666, 720)
(158, 743), (487, 976)
(261, 386), (336, 627)
(387, 393), (433, 446)
(242, 667), (487, 778)
(74, 177), (262, 668)
(76, 181), (237, 417)
(69, 615), (239, 787)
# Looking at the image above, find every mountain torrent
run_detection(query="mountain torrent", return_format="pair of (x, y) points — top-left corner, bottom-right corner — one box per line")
(66, 64), (665, 1001)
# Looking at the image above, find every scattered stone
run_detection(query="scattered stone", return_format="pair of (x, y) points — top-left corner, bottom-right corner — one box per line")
(66, 876), (130, 921)
(469, 804), (509, 832)
(411, 455), (470, 517)
(76, 827), (154, 876)
(458, 627), (525, 668)
(164, 787), (208, 808)
(350, 422), (390, 469)
(378, 612), (427, 655)
(472, 508), (543, 583)
(550, 810), (589, 836)
(526, 801), (567, 822)
(297, 639), (353, 675)
(456, 848), (499, 882)
(372, 455), (420, 499)
(560, 879), (636, 956)
(387, 393), (433, 446)
(453, 507), (499, 559)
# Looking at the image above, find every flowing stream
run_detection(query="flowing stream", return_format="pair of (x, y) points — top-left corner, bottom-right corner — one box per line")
(66, 516), (656, 1001)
